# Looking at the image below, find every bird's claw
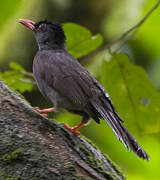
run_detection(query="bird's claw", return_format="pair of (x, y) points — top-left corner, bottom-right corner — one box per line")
(34, 107), (55, 117)
(63, 123), (81, 136)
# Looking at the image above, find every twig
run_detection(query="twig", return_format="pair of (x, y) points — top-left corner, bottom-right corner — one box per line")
(19, 78), (36, 85)
(82, 0), (160, 60)
(21, 71), (34, 78)
(105, 0), (160, 50)
(20, 71), (35, 85)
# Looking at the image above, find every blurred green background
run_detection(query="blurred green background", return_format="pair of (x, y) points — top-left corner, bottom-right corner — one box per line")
(1, 0), (160, 179)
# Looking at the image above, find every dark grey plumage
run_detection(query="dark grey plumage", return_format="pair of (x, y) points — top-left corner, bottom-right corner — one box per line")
(20, 19), (149, 161)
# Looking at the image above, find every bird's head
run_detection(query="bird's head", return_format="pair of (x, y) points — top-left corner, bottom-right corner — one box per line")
(19, 19), (66, 50)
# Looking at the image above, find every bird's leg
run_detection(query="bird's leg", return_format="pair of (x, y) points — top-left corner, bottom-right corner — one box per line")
(34, 107), (56, 117)
(63, 115), (89, 136)
(63, 122), (86, 136)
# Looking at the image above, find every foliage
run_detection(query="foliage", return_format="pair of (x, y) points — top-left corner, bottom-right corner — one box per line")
(63, 23), (103, 58)
(0, 62), (33, 93)
(101, 53), (160, 134)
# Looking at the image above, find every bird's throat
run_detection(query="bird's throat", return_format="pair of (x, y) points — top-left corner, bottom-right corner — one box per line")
(38, 41), (66, 51)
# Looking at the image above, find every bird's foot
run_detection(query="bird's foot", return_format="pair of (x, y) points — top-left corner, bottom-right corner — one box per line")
(63, 123), (81, 136)
(34, 107), (56, 117)
(63, 122), (86, 136)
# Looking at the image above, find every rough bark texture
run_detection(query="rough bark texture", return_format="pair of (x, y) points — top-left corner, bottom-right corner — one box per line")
(0, 79), (125, 180)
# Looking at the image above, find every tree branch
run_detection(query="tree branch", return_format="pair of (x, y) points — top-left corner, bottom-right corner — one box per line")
(0, 79), (125, 180)
(21, 71), (34, 78)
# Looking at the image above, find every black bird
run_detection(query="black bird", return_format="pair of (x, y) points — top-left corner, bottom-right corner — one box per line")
(19, 19), (149, 161)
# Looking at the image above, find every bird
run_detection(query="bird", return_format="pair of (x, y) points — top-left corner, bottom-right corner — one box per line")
(19, 18), (149, 161)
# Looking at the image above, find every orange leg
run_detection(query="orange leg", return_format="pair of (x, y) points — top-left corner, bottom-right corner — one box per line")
(63, 122), (86, 136)
(34, 107), (56, 117)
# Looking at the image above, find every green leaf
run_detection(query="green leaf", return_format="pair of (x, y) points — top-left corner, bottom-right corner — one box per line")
(10, 61), (25, 71)
(101, 53), (160, 134)
(0, 62), (33, 93)
(63, 23), (103, 58)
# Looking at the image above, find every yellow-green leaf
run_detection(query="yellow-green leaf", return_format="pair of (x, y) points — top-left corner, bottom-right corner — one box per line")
(101, 53), (160, 134)
(0, 62), (33, 92)
(63, 23), (103, 58)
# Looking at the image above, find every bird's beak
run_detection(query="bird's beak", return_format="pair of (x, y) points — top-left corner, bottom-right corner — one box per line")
(19, 19), (35, 31)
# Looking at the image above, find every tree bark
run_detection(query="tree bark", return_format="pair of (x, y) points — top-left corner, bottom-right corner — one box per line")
(0, 79), (125, 180)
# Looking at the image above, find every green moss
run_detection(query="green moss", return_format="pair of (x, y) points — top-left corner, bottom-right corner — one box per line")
(78, 145), (116, 180)
(82, 137), (124, 179)
(79, 145), (101, 167)
(0, 171), (6, 178)
(6, 176), (19, 180)
(82, 135), (99, 150)
(0, 171), (19, 180)
(103, 152), (124, 176)
(79, 178), (86, 180)
(1, 148), (23, 163)
(60, 165), (86, 180)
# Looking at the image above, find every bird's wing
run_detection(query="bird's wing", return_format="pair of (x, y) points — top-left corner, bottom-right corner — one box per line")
(34, 51), (95, 107)
(34, 51), (102, 123)
(35, 51), (122, 119)
(38, 51), (122, 122)
(35, 50), (120, 115)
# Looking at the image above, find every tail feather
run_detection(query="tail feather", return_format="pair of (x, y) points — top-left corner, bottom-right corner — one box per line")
(120, 125), (149, 161)
(91, 101), (149, 161)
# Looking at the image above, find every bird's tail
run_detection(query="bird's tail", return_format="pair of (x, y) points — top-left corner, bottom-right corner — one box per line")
(91, 100), (149, 161)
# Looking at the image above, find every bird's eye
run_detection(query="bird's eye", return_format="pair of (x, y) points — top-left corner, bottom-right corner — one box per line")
(38, 24), (45, 31)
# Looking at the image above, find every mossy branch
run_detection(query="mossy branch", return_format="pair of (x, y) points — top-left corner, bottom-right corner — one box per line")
(0, 79), (125, 180)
